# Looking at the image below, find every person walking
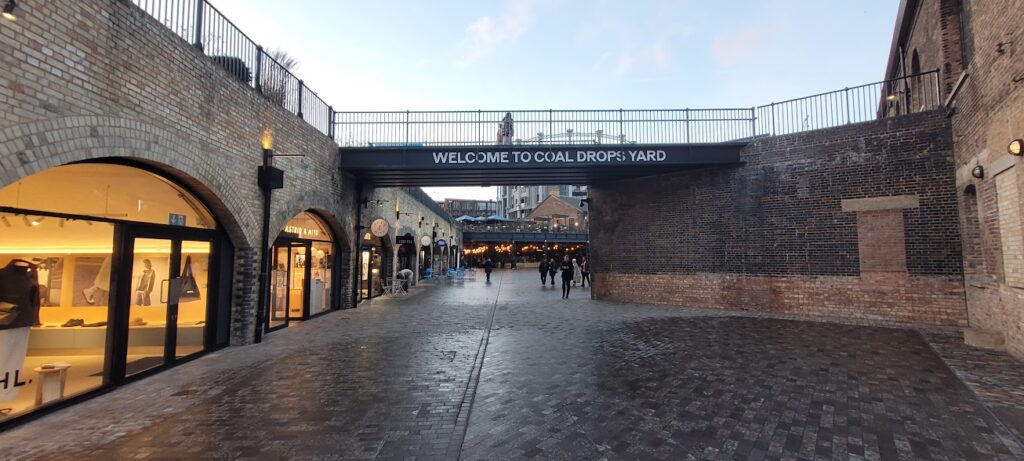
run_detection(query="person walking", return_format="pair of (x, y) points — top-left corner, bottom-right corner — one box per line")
(547, 257), (558, 286)
(572, 258), (582, 286)
(483, 258), (494, 283)
(580, 256), (591, 288)
(560, 255), (574, 299)
(538, 258), (549, 285)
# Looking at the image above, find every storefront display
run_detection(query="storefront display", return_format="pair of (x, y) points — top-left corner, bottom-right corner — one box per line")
(0, 163), (227, 423)
(266, 212), (336, 332)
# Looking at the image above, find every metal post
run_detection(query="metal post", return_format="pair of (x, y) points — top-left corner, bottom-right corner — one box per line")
(618, 109), (624, 143)
(477, 110), (482, 144)
(684, 108), (690, 143)
(254, 45), (263, 93)
(328, 105), (335, 139)
(749, 107), (756, 139)
(405, 110), (410, 145)
(254, 149), (273, 343)
(549, 109), (554, 142)
(192, 0), (205, 51)
(770, 102), (777, 135)
(844, 88), (851, 124)
(297, 80), (304, 119)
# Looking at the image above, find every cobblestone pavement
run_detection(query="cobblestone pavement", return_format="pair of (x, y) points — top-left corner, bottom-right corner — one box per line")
(1, 269), (1022, 460)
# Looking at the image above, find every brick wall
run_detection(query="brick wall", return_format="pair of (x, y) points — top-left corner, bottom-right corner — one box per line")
(590, 110), (966, 326)
(0, 0), (359, 345)
(940, 0), (1024, 358)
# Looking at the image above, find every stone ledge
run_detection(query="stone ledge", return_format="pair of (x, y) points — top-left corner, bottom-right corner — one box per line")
(964, 327), (1006, 350)
(841, 195), (920, 212)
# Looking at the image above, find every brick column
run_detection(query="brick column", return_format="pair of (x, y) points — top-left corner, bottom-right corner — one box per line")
(230, 247), (260, 345)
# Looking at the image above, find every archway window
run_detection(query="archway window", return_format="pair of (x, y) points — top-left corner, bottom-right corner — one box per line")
(0, 163), (216, 229)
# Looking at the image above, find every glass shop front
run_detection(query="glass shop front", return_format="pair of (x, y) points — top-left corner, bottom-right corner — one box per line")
(266, 212), (337, 332)
(0, 162), (231, 425)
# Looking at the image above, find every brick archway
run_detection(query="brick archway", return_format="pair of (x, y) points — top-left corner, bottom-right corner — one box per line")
(0, 115), (255, 248)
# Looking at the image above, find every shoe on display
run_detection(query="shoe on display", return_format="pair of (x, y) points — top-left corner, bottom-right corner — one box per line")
(82, 288), (95, 305)
(81, 321), (107, 328)
(129, 317), (147, 326)
(61, 318), (84, 327)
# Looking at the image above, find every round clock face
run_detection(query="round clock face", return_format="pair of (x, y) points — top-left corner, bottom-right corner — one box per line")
(370, 218), (389, 237)
(420, 235), (433, 247)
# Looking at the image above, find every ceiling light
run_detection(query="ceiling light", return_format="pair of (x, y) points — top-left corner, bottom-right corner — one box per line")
(0, 216), (9, 227)
(885, 94), (897, 101)
(2, 0), (16, 21)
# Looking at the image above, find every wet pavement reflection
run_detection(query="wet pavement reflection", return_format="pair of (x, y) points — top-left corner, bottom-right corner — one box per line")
(1, 269), (1021, 460)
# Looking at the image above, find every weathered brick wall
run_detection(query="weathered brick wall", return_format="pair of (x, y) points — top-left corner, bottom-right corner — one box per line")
(0, 0), (358, 344)
(940, 0), (1024, 357)
(591, 110), (966, 326)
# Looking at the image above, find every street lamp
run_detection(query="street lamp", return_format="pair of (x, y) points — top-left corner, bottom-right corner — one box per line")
(254, 129), (303, 344)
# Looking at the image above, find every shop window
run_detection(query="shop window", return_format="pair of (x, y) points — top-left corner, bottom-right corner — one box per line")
(0, 164), (215, 229)
(0, 163), (220, 420)
(270, 212), (335, 326)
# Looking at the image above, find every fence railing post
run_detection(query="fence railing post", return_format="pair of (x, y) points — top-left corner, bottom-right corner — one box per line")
(548, 109), (554, 143)
(192, 0), (205, 51)
(477, 110), (482, 144)
(254, 45), (263, 93)
(749, 107), (756, 139)
(405, 110), (410, 145)
(684, 108), (690, 143)
(328, 105), (335, 140)
(297, 80), (304, 119)
(844, 87), (851, 124)
(770, 102), (776, 135)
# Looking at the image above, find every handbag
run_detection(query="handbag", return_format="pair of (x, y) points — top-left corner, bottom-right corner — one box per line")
(0, 301), (19, 327)
(178, 256), (201, 302)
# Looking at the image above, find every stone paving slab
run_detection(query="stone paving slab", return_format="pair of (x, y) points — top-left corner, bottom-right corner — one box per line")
(0, 269), (1021, 460)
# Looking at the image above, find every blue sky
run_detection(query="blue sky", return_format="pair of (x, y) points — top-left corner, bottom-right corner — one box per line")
(209, 0), (900, 200)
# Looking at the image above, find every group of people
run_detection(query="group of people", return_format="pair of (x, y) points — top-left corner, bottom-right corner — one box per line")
(478, 255), (591, 299)
(539, 255), (589, 299)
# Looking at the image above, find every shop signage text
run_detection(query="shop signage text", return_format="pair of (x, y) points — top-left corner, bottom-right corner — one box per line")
(431, 149), (668, 165)
(285, 225), (321, 238)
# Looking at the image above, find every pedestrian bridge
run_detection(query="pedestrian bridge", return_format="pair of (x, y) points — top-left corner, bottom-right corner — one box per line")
(336, 109), (757, 186)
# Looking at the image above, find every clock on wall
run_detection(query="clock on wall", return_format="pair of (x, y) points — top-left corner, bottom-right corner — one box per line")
(370, 218), (389, 237)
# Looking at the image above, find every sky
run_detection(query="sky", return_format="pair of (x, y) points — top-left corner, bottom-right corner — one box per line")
(209, 0), (900, 201)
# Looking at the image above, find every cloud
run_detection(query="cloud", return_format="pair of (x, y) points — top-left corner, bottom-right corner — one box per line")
(616, 53), (634, 74)
(711, 24), (772, 67)
(460, 0), (539, 65)
(645, 40), (670, 69)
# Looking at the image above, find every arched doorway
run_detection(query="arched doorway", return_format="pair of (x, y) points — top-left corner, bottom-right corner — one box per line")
(359, 232), (391, 300)
(267, 211), (338, 332)
(0, 162), (231, 421)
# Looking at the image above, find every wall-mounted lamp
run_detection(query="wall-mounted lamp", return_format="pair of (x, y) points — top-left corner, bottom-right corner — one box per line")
(361, 198), (387, 209)
(1009, 138), (1023, 156)
(2, 0), (17, 22)
(579, 198), (590, 208)
(972, 165), (985, 179)
(0, 215), (10, 227)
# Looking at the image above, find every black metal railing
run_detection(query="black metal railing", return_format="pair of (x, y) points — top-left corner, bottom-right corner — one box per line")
(334, 71), (941, 147)
(334, 109), (756, 147)
(131, 0), (334, 138)
(756, 70), (940, 136)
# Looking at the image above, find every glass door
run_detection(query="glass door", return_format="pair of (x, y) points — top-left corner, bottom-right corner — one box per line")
(288, 242), (310, 320)
(122, 234), (212, 378)
(125, 237), (174, 377)
(268, 245), (290, 330)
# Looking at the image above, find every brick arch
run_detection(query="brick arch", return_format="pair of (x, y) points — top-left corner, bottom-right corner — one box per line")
(0, 115), (257, 247)
(269, 192), (354, 250)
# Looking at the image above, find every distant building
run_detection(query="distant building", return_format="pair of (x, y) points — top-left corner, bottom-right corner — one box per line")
(497, 185), (588, 220)
(528, 195), (587, 231)
(441, 198), (498, 218)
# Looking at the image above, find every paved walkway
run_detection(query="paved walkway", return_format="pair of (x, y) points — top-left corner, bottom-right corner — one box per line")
(1, 269), (1022, 460)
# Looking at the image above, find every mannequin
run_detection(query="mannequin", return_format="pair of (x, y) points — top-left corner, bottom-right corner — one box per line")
(0, 259), (40, 403)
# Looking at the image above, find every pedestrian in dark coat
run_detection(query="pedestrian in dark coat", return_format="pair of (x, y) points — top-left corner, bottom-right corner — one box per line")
(547, 258), (558, 286)
(559, 255), (574, 299)
(483, 258), (494, 282)
(580, 256), (591, 288)
(539, 259), (549, 285)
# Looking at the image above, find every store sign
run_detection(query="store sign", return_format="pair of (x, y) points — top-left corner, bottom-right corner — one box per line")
(168, 213), (187, 227)
(284, 225), (321, 238)
(396, 235), (415, 244)
(430, 148), (667, 165)
(370, 218), (389, 237)
(420, 235), (432, 247)
(436, 239), (446, 248)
